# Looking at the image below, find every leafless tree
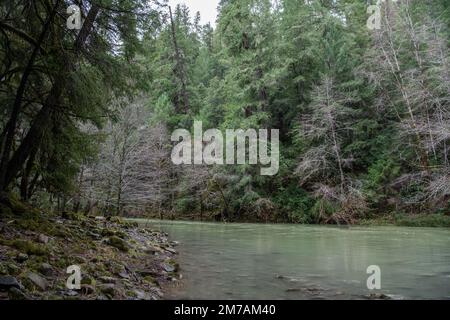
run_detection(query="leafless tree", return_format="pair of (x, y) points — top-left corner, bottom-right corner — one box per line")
(78, 98), (175, 216)
(296, 76), (353, 192)
(364, 0), (450, 208)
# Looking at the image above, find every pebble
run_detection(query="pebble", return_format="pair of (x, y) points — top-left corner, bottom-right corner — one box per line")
(63, 290), (79, 296)
(119, 272), (130, 279)
(39, 263), (54, 276)
(162, 263), (175, 273)
(37, 234), (49, 244)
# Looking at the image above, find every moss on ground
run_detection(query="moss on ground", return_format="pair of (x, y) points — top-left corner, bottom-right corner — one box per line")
(0, 196), (179, 300)
(0, 239), (48, 256)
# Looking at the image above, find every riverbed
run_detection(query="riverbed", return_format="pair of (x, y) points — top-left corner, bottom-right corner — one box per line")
(136, 220), (450, 300)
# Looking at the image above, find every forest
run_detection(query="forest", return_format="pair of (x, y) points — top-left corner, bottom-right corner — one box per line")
(1, 0), (450, 225)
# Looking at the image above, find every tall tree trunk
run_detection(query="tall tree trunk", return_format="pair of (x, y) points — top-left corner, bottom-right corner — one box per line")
(0, 1), (60, 190)
(27, 171), (41, 200)
(73, 166), (84, 212)
(169, 6), (189, 114)
(0, 4), (100, 192)
(325, 80), (345, 193)
(380, 5), (430, 171)
(20, 144), (39, 201)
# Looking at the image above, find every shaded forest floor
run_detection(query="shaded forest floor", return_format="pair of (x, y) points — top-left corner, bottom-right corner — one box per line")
(0, 199), (180, 300)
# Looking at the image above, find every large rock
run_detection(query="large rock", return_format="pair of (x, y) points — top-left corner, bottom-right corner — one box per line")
(107, 236), (129, 252)
(0, 276), (21, 291)
(27, 272), (48, 291)
(39, 263), (54, 276)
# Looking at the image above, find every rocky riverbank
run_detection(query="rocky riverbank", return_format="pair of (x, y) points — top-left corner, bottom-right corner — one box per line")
(0, 202), (180, 300)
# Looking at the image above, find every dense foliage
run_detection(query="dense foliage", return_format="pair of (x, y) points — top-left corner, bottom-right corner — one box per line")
(1, 0), (449, 224)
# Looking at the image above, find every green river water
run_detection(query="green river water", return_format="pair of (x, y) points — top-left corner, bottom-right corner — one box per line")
(138, 220), (450, 300)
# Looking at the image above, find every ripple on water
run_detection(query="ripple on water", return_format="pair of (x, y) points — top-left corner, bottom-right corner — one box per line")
(143, 220), (450, 300)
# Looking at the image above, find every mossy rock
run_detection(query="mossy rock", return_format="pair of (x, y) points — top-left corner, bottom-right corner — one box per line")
(81, 276), (96, 286)
(93, 263), (106, 272)
(143, 276), (159, 286)
(126, 290), (138, 298)
(98, 283), (116, 298)
(107, 236), (129, 252)
(1, 194), (41, 218)
(20, 276), (36, 291)
(128, 248), (139, 258)
(61, 212), (86, 221)
(100, 228), (128, 239)
(109, 216), (124, 224)
(115, 231), (127, 239)
(101, 229), (117, 237)
(80, 220), (95, 228)
(0, 263), (8, 275)
(49, 228), (69, 238)
(53, 258), (68, 269)
(123, 221), (139, 229)
(1, 239), (48, 256)
(15, 219), (41, 232)
(107, 261), (125, 275)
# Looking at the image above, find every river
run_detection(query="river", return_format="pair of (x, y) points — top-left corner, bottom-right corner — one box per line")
(137, 220), (450, 300)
